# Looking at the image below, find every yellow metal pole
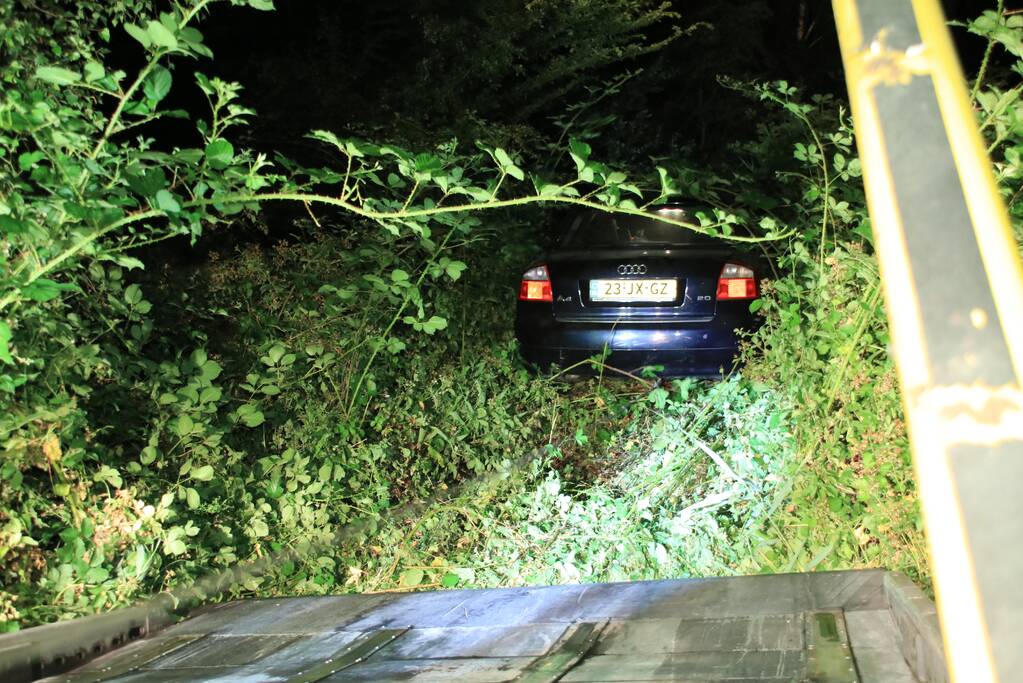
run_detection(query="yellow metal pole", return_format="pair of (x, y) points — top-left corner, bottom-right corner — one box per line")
(832, 0), (1023, 680)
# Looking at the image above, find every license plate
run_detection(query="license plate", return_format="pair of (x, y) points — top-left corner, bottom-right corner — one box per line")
(590, 278), (677, 302)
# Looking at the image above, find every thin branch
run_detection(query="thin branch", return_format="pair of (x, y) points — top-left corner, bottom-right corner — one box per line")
(0, 188), (792, 314)
(971, 0), (1007, 104)
(690, 439), (745, 483)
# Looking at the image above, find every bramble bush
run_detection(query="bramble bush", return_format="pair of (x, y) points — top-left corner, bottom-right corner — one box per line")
(730, 82), (927, 581)
(727, 6), (1023, 587)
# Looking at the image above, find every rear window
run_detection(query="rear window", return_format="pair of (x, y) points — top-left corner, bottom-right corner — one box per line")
(561, 209), (718, 248)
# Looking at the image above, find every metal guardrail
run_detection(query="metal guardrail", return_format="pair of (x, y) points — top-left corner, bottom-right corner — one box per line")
(833, 0), (1023, 679)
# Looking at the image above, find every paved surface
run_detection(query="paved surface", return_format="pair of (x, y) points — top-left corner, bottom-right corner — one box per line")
(39, 570), (940, 682)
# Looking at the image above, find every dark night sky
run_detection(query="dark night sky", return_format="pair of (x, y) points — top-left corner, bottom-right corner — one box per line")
(141, 0), (1011, 160)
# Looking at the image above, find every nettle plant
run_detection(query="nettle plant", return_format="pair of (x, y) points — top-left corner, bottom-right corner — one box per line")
(0, 0), (787, 626)
(963, 5), (1023, 244)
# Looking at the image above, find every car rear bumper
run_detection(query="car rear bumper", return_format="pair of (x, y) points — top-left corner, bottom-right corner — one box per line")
(514, 306), (750, 377)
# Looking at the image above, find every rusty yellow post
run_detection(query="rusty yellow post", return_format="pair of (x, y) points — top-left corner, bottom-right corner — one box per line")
(832, 0), (1023, 679)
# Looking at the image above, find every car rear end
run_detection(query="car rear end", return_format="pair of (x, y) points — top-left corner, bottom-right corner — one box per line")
(515, 209), (762, 377)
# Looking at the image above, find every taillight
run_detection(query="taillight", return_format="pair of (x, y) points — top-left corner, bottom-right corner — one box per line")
(717, 263), (758, 300)
(518, 264), (553, 302)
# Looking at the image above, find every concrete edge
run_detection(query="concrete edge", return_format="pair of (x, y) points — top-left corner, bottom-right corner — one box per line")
(883, 571), (948, 683)
(0, 597), (181, 683)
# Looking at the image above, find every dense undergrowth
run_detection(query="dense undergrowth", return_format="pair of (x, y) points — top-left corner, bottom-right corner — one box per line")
(3, 0), (1023, 630)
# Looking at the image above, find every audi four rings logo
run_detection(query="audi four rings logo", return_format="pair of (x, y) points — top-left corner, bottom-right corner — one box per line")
(617, 264), (647, 275)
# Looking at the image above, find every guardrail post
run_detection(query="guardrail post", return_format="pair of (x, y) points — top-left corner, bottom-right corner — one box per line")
(832, 1), (1023, 679)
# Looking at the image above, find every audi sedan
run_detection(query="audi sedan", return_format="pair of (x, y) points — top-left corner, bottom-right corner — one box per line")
(515, 207), (764, 377)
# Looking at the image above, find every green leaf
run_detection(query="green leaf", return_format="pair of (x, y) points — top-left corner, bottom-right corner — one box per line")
(164, 538), (187, 555)
(146, 20), (178, 49)
(266, 480), (284, 498)
(494, 148), (514, 168)
(191, 465), (214, 481)
(112, 255), (145, 270)
(125, 23), (152, 48)
(399, 568), (424, 587)
(0, 321), (12, 365)
(422, 315), (448, 335)
(154, 189), (181, 213)
(126, 166), (168, 197)
(647, 387), (669, 410)
(620, 183), (643, 198)
(84, 62), (105, 83)
(204, 139), (234, 169)
(493, 148), (523, 181)
(24, 151), (54, 171)
(412, 152), (443, 177)
(140, 446), (157, 465)
(569, 138), (591, 164)
(444, 260), (467, 281)
(656, 166), (677, 197)
(200, 386), (222, 403)
(441, 572), (460, 588)
(93, 465), (123, 488)
(174, 414), (194, 436)
(21, 278), (74, 302)
(186, 487), (201, 509)
(124, 284), (143, 305)
(199, 360), (222, 381)
(237, 403), (265, 427)
(83, 565), (109, 582)
(159, 11), (177, 32)
(265, 344), (286, 364)
(248, 0), (275, 9)
(35, 66), (81, 85)
(0, 216), (26, 235)
(143, 66), (172, 103)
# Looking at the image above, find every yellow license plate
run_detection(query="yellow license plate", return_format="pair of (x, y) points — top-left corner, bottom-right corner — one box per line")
(590, 279), (677, 302)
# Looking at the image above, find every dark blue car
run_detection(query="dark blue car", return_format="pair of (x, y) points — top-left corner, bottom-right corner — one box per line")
(515, 207), (763, 377)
